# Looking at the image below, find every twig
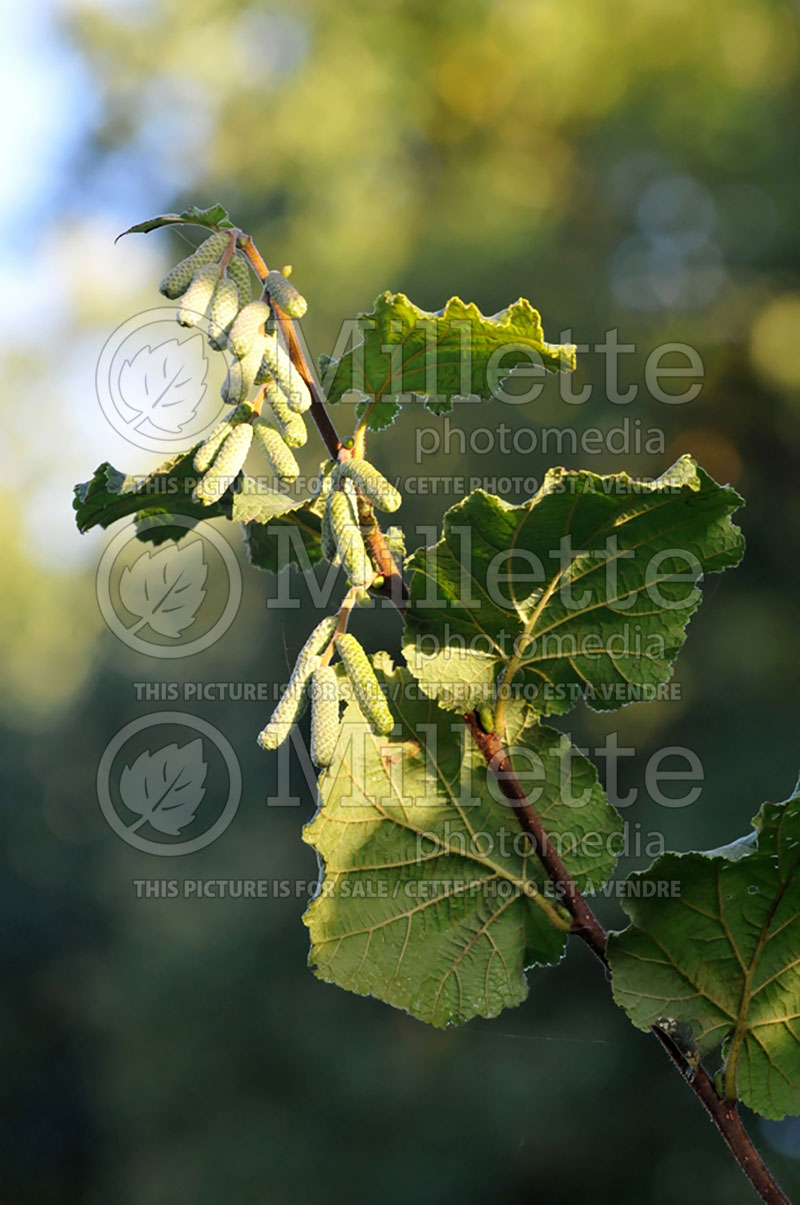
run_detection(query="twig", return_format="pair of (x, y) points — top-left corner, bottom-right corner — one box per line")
(239, 233), (407, 607)
(239, 235), (342, 458)
(466, 712), (790, 1205)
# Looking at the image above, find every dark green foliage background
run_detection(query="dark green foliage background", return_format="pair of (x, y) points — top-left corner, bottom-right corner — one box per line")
(3, 1), (800, 1201)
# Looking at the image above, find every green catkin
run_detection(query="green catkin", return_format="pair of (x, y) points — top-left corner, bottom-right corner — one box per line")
(265, 269), (308, 318)
(191, 232), (230, 265)
(257, 615), (338, 750)
(257, 334), (311, 413)
(226, 254), (252, 305)
(159, 257), (198, 300)
(320, 476), (356, 565)
(208, 277), (241, 350)
(299, 614), (340, 661)
(339, 457), (402, 513)
(229, 300), (271, 359)
(194, 419), (233, 474)
(309, 665), (340, 767)
(252, 423), (300, 484)
(193, 404), (251, 473)
(334, 634), (394, 736)
(328, 490), (372, 587)
(221, 337), (267, 405)
(320, 496), (340, 564)
(177, 263), (221, 327)
(257, 653), (321, 751)
(158, 231), (229, 298)
(195, 423), (253, 506)
(263, 379), (307, 447)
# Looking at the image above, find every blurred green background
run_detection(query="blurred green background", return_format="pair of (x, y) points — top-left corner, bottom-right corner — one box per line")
(2, 0), (800, 1201)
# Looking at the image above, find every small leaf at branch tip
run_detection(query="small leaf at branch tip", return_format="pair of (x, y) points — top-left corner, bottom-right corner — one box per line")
(116, 203), (233, 241)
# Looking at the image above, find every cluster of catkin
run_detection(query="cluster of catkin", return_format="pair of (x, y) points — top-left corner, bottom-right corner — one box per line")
(257, 616), (394, 766)
(158, 231), (312, 504)
(161, 231), (403, 768)
(321, 458), (401, 589)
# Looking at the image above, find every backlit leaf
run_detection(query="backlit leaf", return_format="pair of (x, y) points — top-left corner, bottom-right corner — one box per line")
(608, 786), (800, 1120)
(73, 448), (228, 544)
(321, 292), (576, 423)
(304, 663), (621, 1027)
(402, 456), (743, 717)
(116, 203), (233, 240)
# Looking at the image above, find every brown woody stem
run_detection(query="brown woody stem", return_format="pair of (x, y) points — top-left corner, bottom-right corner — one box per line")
(466, 711), (789, 1205)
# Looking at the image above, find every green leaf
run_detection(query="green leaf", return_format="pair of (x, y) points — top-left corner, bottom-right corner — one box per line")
(134, 509), (207, 546)
(73, 449), (228, 543)
(242, 461), (342, 573)
(230, 474), (307, 525)
(322, 292), (576, 419)
(608, 786), (800, 1120)
(115, 203), (233, 241)
(243, 494), (325, 573)
(355, 396), (401, 431)
(402, 456), (744, 717)
(303, 663), (621, 1027)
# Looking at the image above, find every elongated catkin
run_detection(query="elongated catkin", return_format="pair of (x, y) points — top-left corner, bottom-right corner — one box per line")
(339, 457), (401, 513)
(328, 490), (371, 587)
(194, 423), (253, 505)
(310, 665), (339, 766)
(265, 269), (308, 318)
(334, 634), (393, 736)
(177, 263), (221, 327)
